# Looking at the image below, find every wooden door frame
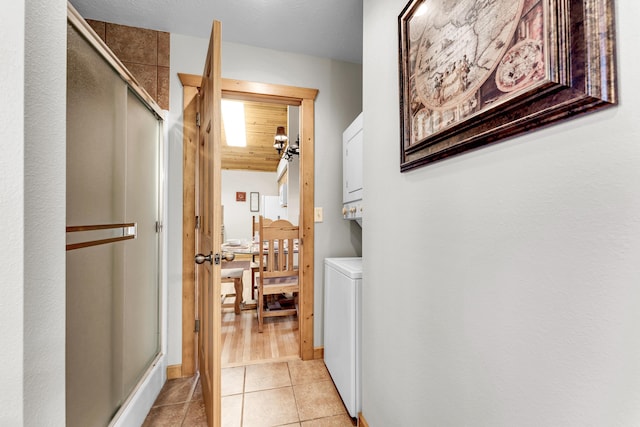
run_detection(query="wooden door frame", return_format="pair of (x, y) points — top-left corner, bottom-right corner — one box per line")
(179, 74), (318, 377)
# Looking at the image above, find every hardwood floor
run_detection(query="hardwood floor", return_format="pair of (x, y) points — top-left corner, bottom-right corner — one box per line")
(221, 274), (300, 367)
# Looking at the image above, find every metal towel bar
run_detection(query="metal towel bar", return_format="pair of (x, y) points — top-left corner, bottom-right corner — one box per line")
(66, 223), (137, 251)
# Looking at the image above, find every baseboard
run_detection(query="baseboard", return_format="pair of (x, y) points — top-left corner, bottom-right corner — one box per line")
(314, 346), (324, 359)
(166, 364), (182, 379)
(358, 412), (369, 427)
(111, 354), (166, 427)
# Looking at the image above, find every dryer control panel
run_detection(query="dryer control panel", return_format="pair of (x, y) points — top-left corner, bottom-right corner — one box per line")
(342, 202), (363, 220)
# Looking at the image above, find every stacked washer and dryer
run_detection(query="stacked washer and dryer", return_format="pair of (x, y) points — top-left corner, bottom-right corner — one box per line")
(324, 113), (363, 418)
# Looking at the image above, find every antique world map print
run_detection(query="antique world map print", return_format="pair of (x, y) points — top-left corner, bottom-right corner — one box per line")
(407, 0), (545, 145)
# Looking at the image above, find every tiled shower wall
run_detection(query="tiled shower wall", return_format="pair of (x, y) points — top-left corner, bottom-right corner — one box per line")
(86, 20), (170, 110)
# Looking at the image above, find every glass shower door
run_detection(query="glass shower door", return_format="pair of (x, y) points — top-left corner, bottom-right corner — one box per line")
(66, 21), (161, 427)
(121, 89), (161, 396)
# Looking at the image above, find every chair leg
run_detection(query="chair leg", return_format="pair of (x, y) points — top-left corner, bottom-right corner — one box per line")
(251, 267), (257, 300)
(233, 277), (242, 315)
(257, 285), (263, 333)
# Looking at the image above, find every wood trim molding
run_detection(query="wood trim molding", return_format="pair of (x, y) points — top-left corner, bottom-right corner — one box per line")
(181, 84), (199, 377)
(358, 413), (369, 427)
(180, 74), (319, 370)
(222, 79), (318, 104)
(179, 72), (201, 88)
(299, 97), (315, 360)
(166, 364), (183, 380)
(178, 73), (320, 103)
(313, 347), (324, 360)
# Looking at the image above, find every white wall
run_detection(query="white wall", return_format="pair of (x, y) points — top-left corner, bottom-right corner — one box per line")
(286, 106), (301, 225)
(362, 1), (640, 426)
(25, 0), (67, 424)
(0, 3), (25, 425)
(0, 0), (68, 425)
(222, 170), (278, 241)
(168, 33), (362, 363)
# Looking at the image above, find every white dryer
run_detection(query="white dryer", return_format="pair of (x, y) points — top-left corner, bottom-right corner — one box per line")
(324, 257), (362, 418)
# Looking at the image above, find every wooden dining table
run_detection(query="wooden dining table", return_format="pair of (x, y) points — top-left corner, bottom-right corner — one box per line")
(222, 241), (299, 258)
(222, 241), (298, 300)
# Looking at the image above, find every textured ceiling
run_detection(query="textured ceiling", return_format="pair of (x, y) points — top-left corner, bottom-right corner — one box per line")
(69, 0), (363, 64)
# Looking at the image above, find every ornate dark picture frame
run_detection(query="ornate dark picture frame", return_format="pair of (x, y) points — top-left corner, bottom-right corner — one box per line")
(398, 0), (617, 171)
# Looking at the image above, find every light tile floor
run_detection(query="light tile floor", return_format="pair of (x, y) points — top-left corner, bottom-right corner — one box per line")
(143, 359), (356, 427)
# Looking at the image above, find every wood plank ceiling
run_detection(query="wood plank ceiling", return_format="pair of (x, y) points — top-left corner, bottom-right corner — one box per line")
(221, 100), (288, 172)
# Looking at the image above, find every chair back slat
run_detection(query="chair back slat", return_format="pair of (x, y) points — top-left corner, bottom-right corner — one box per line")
(252, 215), (273, 240)
(258, 218), (299, 275)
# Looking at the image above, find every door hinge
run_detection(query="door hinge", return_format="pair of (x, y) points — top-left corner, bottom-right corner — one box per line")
(195, 215), (201, 230)
(155, 221), (163, 233)
(194, 319), (200, 332)
(196, 112), (201, 127)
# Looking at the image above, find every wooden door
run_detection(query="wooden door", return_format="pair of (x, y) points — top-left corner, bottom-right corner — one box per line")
(180, 75), (319, 369)
(195, 20), (223, 427)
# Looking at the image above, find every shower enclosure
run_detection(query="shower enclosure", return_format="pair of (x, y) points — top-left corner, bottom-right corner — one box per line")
(66, 10), (163, 427)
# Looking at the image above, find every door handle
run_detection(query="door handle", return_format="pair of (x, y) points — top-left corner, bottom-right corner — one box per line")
(194, 251), (235, 265)
(195, 252), (213, 264)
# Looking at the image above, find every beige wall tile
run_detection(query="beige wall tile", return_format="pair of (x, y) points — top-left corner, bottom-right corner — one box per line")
(85, 19), (105, 42)
(158, 31), (170, 67)
(87, 20), (171, 110)
(124, 62), (158, 100)
(106, 23), (157, 65)
(157, 66), (170, 110)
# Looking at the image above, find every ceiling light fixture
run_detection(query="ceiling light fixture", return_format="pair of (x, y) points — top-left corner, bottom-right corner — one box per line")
(273, 126), (288, 155)
(274, 127), (300, 161)
(221, 100), (247, 147)
(283, 135), (300, 162)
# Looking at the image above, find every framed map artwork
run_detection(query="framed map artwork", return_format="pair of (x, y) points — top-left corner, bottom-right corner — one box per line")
(398, 0), (617, 171)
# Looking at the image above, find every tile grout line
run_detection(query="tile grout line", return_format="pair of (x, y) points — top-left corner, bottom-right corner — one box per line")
(287, 360), (303, 425)
(180, 375), (199, 426)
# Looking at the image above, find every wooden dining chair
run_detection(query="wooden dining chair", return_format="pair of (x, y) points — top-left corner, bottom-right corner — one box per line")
(250, 215), (272, 298)
(252, 215), (274, 241)
(256, 217), (299, 332)
(220, 266), (244, 314)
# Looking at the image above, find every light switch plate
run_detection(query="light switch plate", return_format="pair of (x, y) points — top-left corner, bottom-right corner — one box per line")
(314, 207), (323, 222)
